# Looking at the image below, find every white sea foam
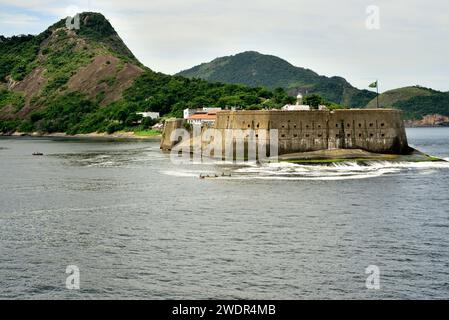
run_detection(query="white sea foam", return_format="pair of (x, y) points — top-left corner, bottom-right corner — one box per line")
(161, 170), (208, 178)
(161, 159), (449, 181)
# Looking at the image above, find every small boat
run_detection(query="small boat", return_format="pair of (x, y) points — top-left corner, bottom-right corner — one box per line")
(200, 173), (231, 180)
(199, 174), (219, 180)
(32, 152), (44, 156)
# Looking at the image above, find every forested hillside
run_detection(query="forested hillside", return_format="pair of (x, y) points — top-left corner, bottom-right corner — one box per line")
(177, 51), (376, 107)
(0, 13), (294, 134)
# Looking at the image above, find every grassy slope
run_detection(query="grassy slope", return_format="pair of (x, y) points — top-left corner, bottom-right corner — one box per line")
(366, 86), (435, 108)
(365, 86), (449, 120)
(393, 92), (449, 119)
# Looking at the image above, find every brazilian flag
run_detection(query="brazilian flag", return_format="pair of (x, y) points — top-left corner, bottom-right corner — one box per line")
(369, 81), (378, 88)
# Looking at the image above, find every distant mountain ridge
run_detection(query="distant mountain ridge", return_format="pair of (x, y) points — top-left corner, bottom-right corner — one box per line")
(177, 51), (377, 107)
(178, 51), (449, 120)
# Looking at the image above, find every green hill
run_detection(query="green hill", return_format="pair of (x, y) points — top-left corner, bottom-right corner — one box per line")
(177, 51), (376, 107)
(0, 13), (293, 134)
(365, 86), (435, 109)
(366, 86), (449, 120)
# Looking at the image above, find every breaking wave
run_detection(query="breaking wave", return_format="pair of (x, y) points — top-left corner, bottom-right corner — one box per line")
(162, 159), (449, 181)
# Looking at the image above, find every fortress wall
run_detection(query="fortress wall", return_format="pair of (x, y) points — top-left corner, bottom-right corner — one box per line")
(328, 109), (409, 154)
(214, 109), (409, 155)
(160, 118), (185, 151)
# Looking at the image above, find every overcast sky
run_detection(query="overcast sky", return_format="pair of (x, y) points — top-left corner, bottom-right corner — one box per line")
(1, 0), (448, 92)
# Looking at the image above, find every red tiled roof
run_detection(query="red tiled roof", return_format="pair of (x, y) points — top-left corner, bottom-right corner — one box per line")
(188, 113), (217, 120)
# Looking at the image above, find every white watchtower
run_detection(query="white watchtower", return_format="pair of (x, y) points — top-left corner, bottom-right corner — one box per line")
(296, 93), (303, 105)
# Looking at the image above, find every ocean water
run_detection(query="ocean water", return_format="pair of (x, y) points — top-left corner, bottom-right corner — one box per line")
(0, 127), (449, 299)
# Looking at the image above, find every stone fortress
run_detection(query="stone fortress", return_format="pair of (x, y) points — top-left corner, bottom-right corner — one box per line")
(161, 108), (410, 157)
(216, 109), (409, 154)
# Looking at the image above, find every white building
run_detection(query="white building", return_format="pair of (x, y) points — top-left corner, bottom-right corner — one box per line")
(183, 108), (197, 119)
(186, 113), (217, 126)
(281, 93), (311, 111)
(282, 104), (311, 111)
(202, 107), (222, 113)
(184, 107), (222, 119)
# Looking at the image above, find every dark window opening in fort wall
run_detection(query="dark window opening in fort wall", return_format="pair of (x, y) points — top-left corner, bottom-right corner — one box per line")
(205, 109), (409, 155)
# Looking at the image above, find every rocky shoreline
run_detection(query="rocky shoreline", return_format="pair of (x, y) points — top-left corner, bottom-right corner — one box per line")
(277, 148), (443, 164)
(0, 131), (162, 141)
(404, 114), (449, 127)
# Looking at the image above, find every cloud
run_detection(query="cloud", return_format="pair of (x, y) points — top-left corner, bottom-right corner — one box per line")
(0, 11), (43, 35)
(0, 12), (39, 25)
(0, 0), (448, 91)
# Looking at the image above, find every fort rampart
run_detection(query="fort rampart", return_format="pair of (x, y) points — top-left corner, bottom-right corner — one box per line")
(162, 109), (410, 155)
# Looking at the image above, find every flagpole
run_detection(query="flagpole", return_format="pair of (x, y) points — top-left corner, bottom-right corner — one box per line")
(376, 80), (379, 109)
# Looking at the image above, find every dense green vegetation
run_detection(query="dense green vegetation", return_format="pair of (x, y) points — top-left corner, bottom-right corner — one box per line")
(300, 94), (344, 110)
(45, 12), (139, 64)
(0, 32), (50, 82)
(0, 12), (137, 85)
(0, 69), (295, 134)
(26, 92), (96, 133)
(365, 86), (436, 109)
(303, 94), (324, 108)
(75, 13), (139, 64)
(0, 90), (25, 112)
(393, 92), (449, 119)
(42, 34), (92, 93)
(177, 51), (376, 107)
(119, 71), (294, 119)
(364, 86), (449, 120)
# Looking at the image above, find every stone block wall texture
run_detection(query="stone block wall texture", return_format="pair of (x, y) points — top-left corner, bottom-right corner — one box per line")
(162, 110), (409, 155)
(160, 118), (186, 151)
